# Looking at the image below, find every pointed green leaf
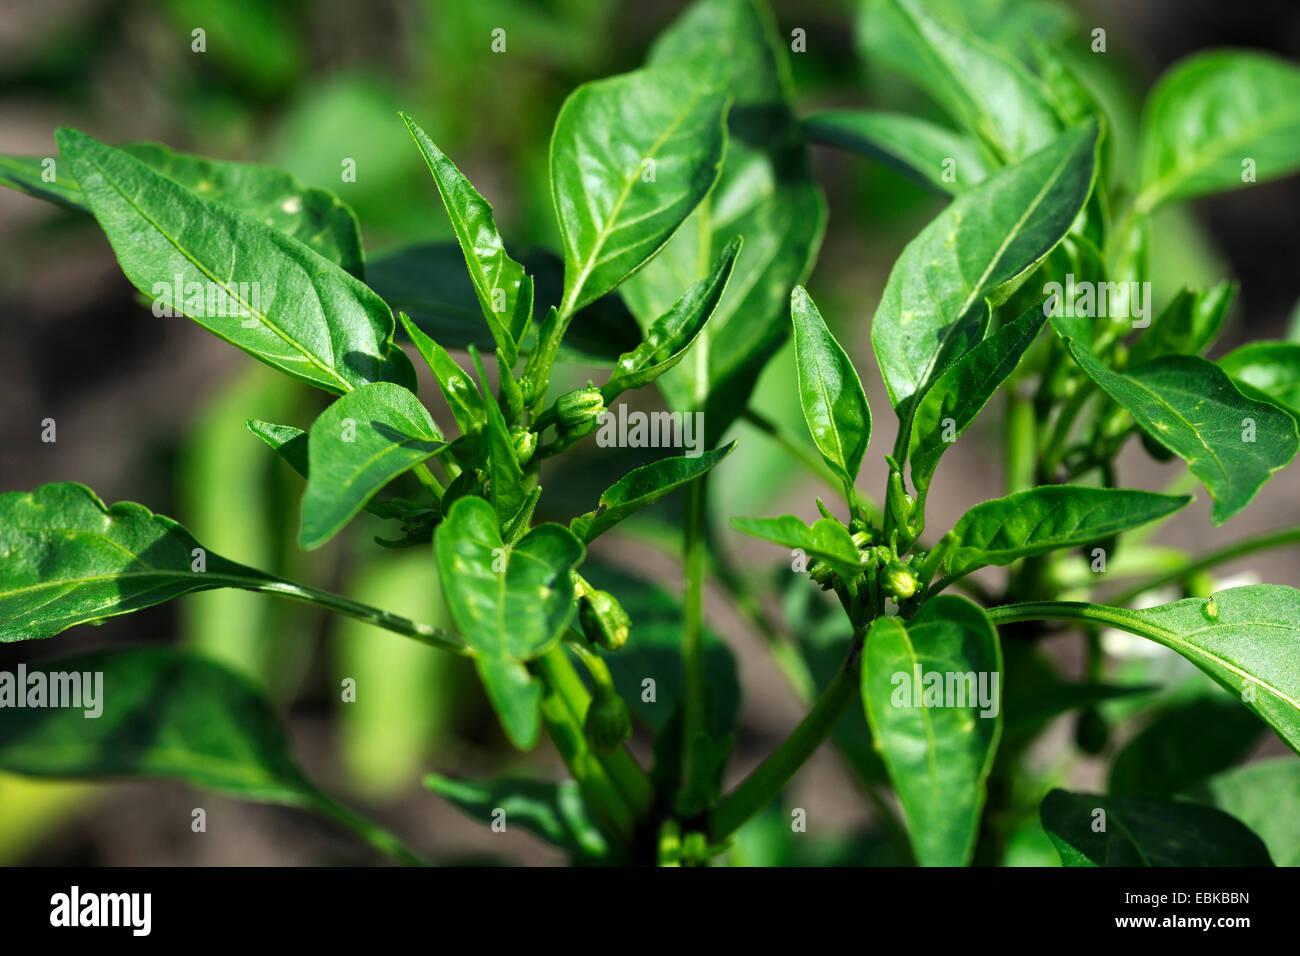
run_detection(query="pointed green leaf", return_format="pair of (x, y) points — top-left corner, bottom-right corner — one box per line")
(1219, 341), (1300, 418)
(729, 514), (863, 580)
(790, 286), (871, 487)
(1184, 758), (1300, 867)
(0, 482), (281, 642)
(802, 110), (993, 194)
(424, 773), (610, 860)
(861, 595), (1002, 867)
(620, 0), (826, 440)
(397, 313), (487, 432)
(300, 383), (444, 549)
(1128, 282), (1235, 366)
(550, 64), (728, 316)
(871, 121), (1098, 413)
(907, 298), (1045, 500)
(859, 0), (1061, 162)
(401, 113), (530, 363)
(942, 487), (1191, 580)
(0, 647), (316, 804)
(1040, 789), (1272, 866)
(570, 443), (736, 543)
(57, 129), (413, 394)
(475, 654), (544, 751)
(2, 143), (365, 275)
(602, 237), (740, 401)
(1137, 51), (1300, 211)
(1057, 333), (1299, 523)
(483, 379), (525, 526)
(247, 418), (309, 477)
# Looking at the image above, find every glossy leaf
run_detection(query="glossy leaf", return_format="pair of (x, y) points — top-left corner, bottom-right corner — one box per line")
(802, 110), (993, 194)
(1219, 341), (1300, 418)
(424, 773), (609, 860)
(907, 299), (1045, 500)
(434, 498), (584, 748)
(602, 237), (740, 401)
(729, 514), (863, 580)
(57, 129), (413, 394)
(859, 0), (1060, 162)
(570, 443), (735, 543)
(397, 313), (487, 432)
(0, 482), (280, 642)
(1185, 758), (1300, 866)
(1137, 51), (1300, 211)
(1127, 282), (1235, 366)
(2, 143), (365, 274)
(247, 418), (310, 477)
(862, 596), (1002, 867)
(1122, 585), (1300, 755)
(1040, 789), (1272, 866)
(941, 487), (1191, 580)
(401, 113), (530, 363)
(1057, 333), (1299, 523)
(482, 378), (526, 526)
(0, 647), (315, 804)
(550, 64), (728, 316)
(790, 286), (871, 487)
(1109, 696), (1263, 798)
(299, 383), (444, 549)
(871, 121), (1098, 413)
(620, 0), (826, 440)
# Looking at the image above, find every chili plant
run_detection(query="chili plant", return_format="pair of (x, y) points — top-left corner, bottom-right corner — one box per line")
(2, 0), (1300, 867)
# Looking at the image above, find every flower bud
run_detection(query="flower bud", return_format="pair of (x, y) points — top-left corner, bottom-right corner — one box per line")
(510, 426), (537, 465)
(585, 692), (632, 754)
(807, 558), (837, 590)
(579, 588), (631, 650)
(881, 562), (918, 600)
(556, 385), (605, 430)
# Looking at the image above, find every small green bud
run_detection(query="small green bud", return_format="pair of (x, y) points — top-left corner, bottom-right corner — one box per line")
(851, 530), (872, 551)
(578, 588), (631, 650)
(881, 562), (918, 600)
(556, 385), (605, 430)
(806, 558), (838, 590)
(510, 426), (537, 465)
(585, 692), (632, 754)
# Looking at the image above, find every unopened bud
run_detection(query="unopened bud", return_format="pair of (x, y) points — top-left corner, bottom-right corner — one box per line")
(882, 562), (918, 600)
(579, 588), (631, 650)
(585, 692), (632, 754)
(510, 426), (537, 465)
(556, 385), (605, 430)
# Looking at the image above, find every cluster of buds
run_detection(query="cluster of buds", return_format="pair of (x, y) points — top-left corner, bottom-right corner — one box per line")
(804, 531), (919, 604)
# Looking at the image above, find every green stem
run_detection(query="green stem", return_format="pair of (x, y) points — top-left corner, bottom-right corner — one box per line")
(708, 646), (861, 842)
(307, 788), (429, 866)
(257, 579), (466, 655)
(741, 407), (880, 519)
(1108, 526), (1300, 607)
(986, 600), (1155, 636)
(1006, 390), (1037, 493)
(681, 474), (709, 803)
(413, 463), (445, 502)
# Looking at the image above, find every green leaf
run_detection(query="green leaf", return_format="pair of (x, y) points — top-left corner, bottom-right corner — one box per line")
(1056, 333), (1299, 523)
(1, 143), (365, 275)
(620, 0), (826, 440)
(1219, 341), (1300, 418)
(0, 647), (315, 804)
(1136, 51), (1300, 211)
(299, 383), (445, 549)
(424, 773), (610, 861)
(859, 0), (1061, 162)
(1109, 696), (1263, 798)
(790, 286), (871, 488)
(861, 595), (1002, 866)
(397, 313), (487, 433)
(907, 298), (1045, 500)
(434, 498), (584, 748)
(602, 237), (740, 401)
(1040, 789), (1273, 866)
(482, 376), (526, 526)
(729, 514), (863, 580)
(802, 110), (993, 194)
(371, 242), (642, 364)
(1122, 585), (1300, 755)
(57, 128), (413, 394)
(570, 443), (736, 543)
(401, 113), (530, 363)
(871, 120), (1098, 414)
(941, 486), (1191, 581)
(1127, 282), (1235, 366)
(247, 418), (310, 477)
(550, 64), (728, 316)
(0, 482), (280, 642)
(1184, 758), (1300, 866)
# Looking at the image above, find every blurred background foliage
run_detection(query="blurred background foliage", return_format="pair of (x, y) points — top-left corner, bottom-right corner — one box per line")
(1, 0), (1298, 864)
